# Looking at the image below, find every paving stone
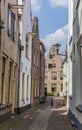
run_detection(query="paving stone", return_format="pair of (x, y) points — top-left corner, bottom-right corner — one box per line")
(0, 97), (74, 130)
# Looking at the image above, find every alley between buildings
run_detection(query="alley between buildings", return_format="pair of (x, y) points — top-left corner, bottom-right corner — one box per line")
(0, 96), (74, 130)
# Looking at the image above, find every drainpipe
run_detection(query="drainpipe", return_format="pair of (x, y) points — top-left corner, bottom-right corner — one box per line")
(30, 40), (33, 107)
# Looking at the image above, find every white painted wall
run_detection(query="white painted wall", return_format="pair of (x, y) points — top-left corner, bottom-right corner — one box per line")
(74, 0), (82, 124)
(18, 0), (32, 107)
(68, 0), (82, 125)
(68, 0), (74, 113)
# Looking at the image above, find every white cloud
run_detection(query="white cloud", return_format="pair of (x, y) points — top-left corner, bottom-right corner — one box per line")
(50, 0), (68, 8)
(31, 0), (41, 11)
(41, 25), (68, 54)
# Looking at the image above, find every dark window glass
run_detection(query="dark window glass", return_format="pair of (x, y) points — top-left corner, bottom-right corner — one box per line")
(8, 4), (12, 35)
(51, 84), (57, 92)
(49, 55), (52, 59)
(60, 71), (63, 80)
(48, 64), (52, 68)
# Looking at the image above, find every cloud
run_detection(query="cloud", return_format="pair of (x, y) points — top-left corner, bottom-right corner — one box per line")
(50, 0), (68, 8)
(41, 25), (68, 54)
(31, 0), (41, 11)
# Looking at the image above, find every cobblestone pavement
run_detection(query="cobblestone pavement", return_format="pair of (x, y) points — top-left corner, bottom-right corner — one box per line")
(0, 97), (74, 130)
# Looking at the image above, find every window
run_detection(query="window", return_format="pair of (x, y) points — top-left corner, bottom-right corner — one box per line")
(34, 49), (36, 65)
(8, 4), (16, 41)
(14, 16), (16, 41)
(60, 71), (63, 80)
(26, 76), (29, 100)
(34, 79), (37, 97)
(4, 0), (5, 4)
(22, 73), (25, 100)
(61, 64), (63, 68)
(26, 34), (29, 58)
(11, 12), (15, 40)
(26, 44), (28, 58)
(14, 65), (16, 79)
(48, 64), (52, 69)
(52, 72), (57, 80)
(51, 84), (57, 92)
(53, 54), (55, 58)
(8, 61), (12, 103)
(36, 80), (39, 96)
(45, 84), (47, 88)
(52, 63), (56, 68)
(45, 63), (47, 68)
(61, 84), (63, 92)
(36, 51), (38, 66)
(45, 72), (47, 79)
(8, 4), (12, 35)
(49, 54), (52, 59)
(1, 57), (6, 104)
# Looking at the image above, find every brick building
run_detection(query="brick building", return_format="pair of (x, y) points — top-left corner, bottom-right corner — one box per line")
(45, 44), (63, 95)
(31, 17), (40, 105)
(39, 41), (46, 97)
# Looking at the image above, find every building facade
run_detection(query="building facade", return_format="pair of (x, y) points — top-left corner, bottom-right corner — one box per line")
(45, 44), (63, 95)
(39, 41), (46, 98)
(32, 17), (40, 105)
(17, 0), (32, 113)
(0, 0), (19, 124)
(68, 0), (82, 129)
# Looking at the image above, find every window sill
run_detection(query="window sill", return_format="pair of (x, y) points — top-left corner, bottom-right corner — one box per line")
(0, 104), (6, 110)
(76, 104), (82, 113)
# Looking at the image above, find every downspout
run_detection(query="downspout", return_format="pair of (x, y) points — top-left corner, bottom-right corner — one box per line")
(30, 40), (33, 107)
(30, 0), (33, 107)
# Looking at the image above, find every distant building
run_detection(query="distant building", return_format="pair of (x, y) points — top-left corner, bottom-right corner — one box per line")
(45, 44), (63, 95)
(0, 0), (19, 124)
(39, 41), (46, 97)
(32, 17), (40, 105)
(17, 0), (32, 113)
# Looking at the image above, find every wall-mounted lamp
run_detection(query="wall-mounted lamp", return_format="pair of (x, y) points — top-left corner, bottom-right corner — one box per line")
(55, 43), (67, 56)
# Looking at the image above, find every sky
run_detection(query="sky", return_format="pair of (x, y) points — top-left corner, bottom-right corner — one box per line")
(31, 0), (68, 54)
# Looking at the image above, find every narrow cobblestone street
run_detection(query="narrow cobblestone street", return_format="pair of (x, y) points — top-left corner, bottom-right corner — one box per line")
(0, 97), (74, 130)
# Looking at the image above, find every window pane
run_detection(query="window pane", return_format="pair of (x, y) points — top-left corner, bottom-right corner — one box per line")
(60, 71), (63, 80)
(52, 72), (57, 80)
(14, 16), (16, 41)
(51, 84), (57, 92)
(8, 4), (12, 35)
